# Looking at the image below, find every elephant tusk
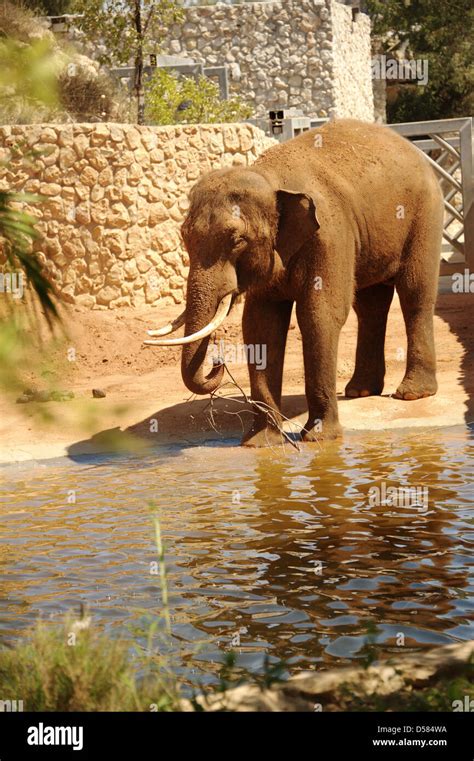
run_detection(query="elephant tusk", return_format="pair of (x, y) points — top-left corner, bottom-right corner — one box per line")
(146, 309), (186, 337)
(143, 293), (233, 346)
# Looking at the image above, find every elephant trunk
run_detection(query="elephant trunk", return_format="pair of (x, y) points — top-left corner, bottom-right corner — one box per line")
(181, 332), (224, 396)
(181, 268), (234, 395)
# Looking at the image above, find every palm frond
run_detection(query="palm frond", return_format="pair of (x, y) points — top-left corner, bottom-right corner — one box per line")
(0, 191), (58, 322)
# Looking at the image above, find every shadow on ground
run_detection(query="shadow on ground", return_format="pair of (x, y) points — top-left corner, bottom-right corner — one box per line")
(66, 393), (310, 461)
(435, 291), (474, 426)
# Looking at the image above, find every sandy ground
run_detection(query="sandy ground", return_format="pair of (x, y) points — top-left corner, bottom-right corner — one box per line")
(0, 289), (472, 463)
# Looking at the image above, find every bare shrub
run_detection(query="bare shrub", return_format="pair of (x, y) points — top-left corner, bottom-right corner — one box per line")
(58, 66), (131, 123)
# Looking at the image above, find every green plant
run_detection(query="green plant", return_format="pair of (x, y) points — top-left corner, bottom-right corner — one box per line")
(0, 34), (60, 404)
(0, 36), (60, 123)
(151, 507), (171, 635)
(145, 68), (252, 124)
(72, 0), (184, 123)
(215, 650), (287, 694)
(0, 508), (184, 711)
(366, 0), (474, 121)
(0, 191), (57, 322)
(360, 619), (379, 669)
(0, 2), (131, 123)
(0, 616), (179, 711)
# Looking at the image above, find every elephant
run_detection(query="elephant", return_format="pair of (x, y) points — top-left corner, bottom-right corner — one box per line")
(145, 119), (444, 447)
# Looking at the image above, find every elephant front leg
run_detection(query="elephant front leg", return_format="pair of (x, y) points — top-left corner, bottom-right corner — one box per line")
(296, 296), (347, 442)
(241, 295), (293, 447)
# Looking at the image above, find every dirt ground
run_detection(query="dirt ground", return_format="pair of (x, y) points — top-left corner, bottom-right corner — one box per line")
(0, 289), (472, 462)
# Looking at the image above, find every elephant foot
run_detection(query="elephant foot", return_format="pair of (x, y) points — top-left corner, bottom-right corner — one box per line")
(241, 423), (286, 448)
(393, 373), (437, 401)
(301, 419), (342, 443)
(345, 374), (384, 399)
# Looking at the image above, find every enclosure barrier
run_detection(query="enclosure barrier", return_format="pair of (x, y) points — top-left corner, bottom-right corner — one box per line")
(390, 118), (474, 277)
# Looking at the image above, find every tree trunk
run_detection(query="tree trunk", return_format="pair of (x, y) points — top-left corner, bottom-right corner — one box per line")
(133, 0), (145, 125)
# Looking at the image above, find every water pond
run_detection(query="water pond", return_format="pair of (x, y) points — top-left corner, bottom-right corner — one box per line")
(0, 426), (473, 688)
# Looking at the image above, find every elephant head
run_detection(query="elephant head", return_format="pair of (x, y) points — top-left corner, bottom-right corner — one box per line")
(144, 165), (320, 395)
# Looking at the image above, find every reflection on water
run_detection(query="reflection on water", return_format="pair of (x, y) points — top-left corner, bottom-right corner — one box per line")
(0, 426), (473, 687)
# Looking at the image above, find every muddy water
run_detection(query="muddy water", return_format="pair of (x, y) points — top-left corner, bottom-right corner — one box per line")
(0, 426), (473, 687)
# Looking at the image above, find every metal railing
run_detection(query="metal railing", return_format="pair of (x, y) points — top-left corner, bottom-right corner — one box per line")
(390, 118), (474, 276)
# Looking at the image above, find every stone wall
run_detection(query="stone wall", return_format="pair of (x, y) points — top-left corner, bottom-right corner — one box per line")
(0, 123), (275, 308)
(162, 0), (374, 121)
(332, 3), (374, 120)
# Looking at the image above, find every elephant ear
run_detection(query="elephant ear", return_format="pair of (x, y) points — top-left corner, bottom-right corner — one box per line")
(276, 189), (320, 263)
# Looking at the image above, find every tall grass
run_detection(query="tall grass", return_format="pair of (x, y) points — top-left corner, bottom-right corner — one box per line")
(0, 510), (180, 712)
(0, 616), (179, 712)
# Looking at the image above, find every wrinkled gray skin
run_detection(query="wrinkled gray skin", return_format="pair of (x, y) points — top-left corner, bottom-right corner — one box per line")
(179, 119), (443, 447)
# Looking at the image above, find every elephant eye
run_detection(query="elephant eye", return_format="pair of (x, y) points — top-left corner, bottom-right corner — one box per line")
(232, 235), (248, 255)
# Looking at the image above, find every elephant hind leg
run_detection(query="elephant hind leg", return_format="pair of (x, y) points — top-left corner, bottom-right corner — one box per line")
(394, 195), (443, 401)
(345, 282), (395, 398)
(393, 212), (442, 401)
